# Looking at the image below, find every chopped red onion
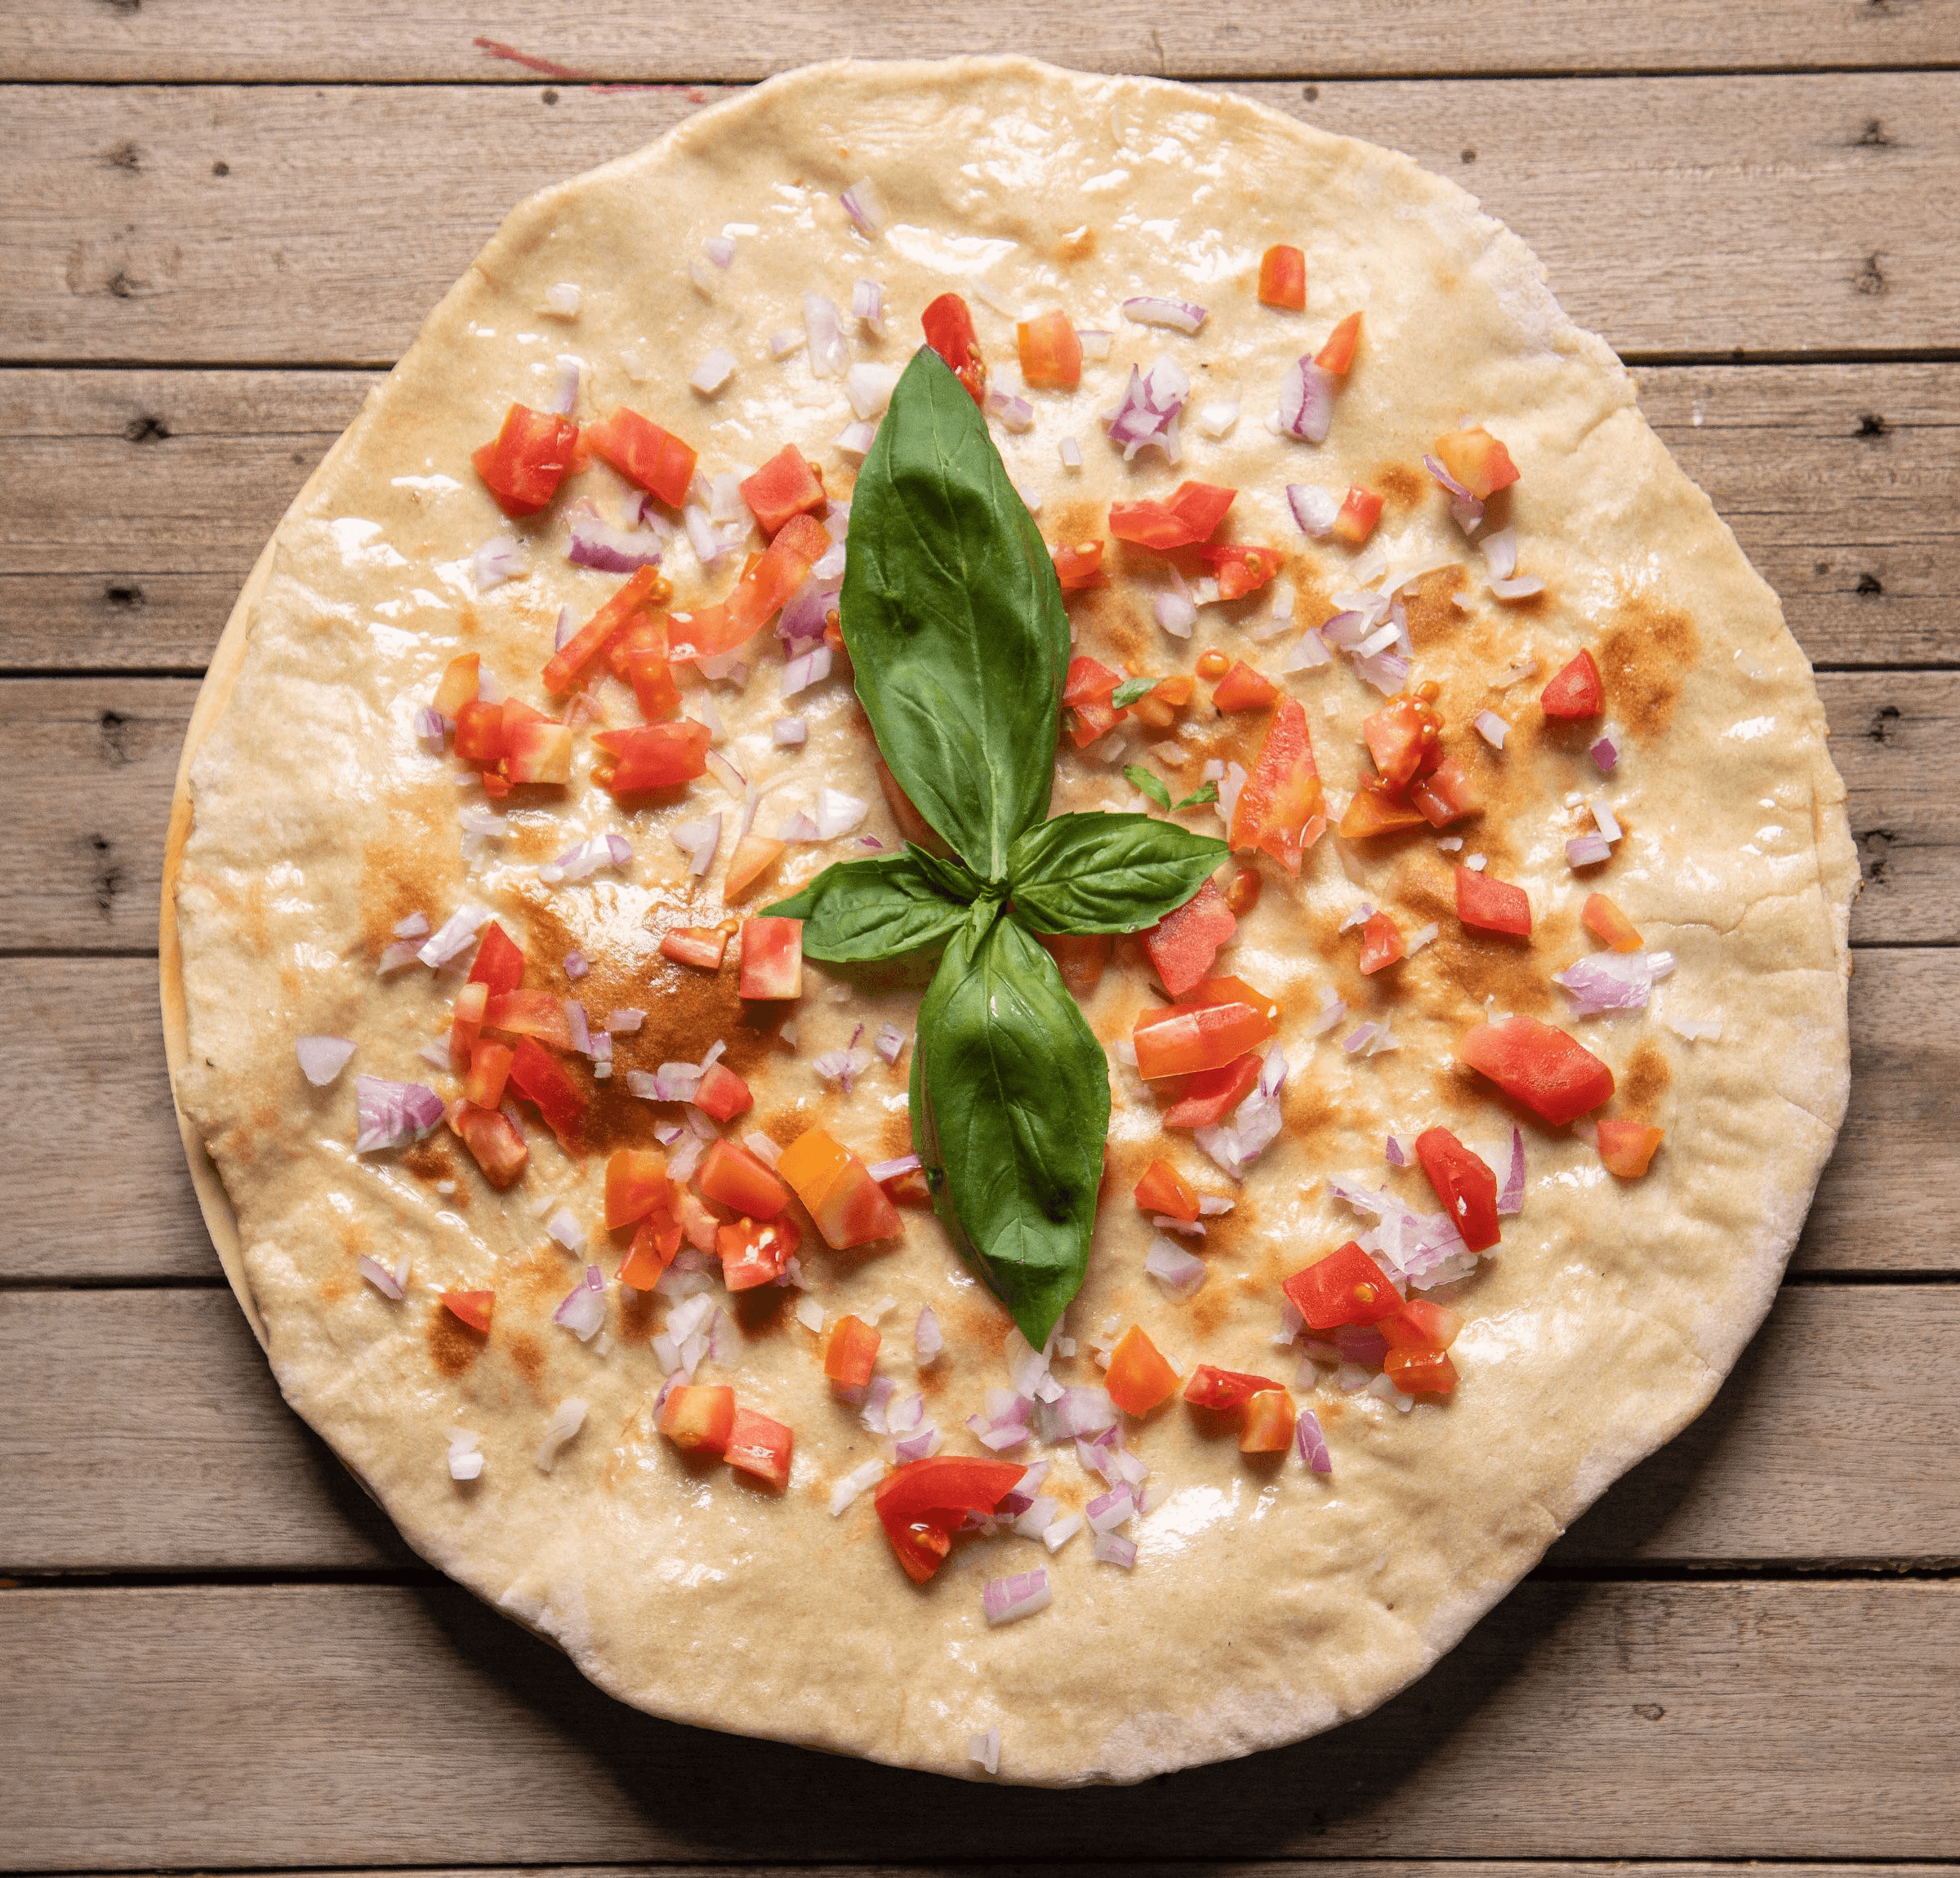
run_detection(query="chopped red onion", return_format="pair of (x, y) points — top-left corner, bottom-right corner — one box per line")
(985, 389), (1034, 434)
(778, 810), (821, 843)
(1058, 435), (1083, 469)
(1040, 1385), (1117, 1441)
(359, 1253), (407, 1301)
(804, 291), (849, 377)
(887, 1390), (924, 1437)
(1296, 1409), (1333, 1474)
(417, 903), (491, 968)
(1092, 1532), (1138, 1569)
(559, 950), (589, 984)
(689, 348), (736, 397)
(782, 644), (833, 697)
(1337, 1322), (1389, 1367)
(297, 1035), (356, 1086)
(1218, 760), (1247, 825)
(843, 361), (898, 421)
(865, 1154), (921, 1184)
(542, 281), (581, 318)
(354, 1076), (444, 1152)
(1499, 1125), (1526, 1214)
(1342, 1023), (1380, 1056)
(703, 235), (735, 268)
(831, 419), (875, 461)
(1566, 831), (1614, 868)
(1317, 609), (1371, 650)
(1144, 1237), (1206, 1298)
(1385, 1133), (1408, 1168)
(840, 176), (887, 238)
(982, 1568), (1051, 1626)
(1591, 733), (1619, 772)
(703, 748), (746, 794)
(1103, 358), (1189, 461)
(850, 277), (886, 335)
(1423, 453), (1485, 533)
(471, 535), (525, 591)
(969, 1727), (1002, 1775)
(1356, 621), (1400, 659)
(541, 833), (631, 885)
(413, 705), (447, 753)
(1123, 295), (1207, 335)
(535, 1395), (588, 1472)
(1482, 527), (1520, 581)
(1276, 628), (1332, 673)
(777, 576), (841, 648)
(1085, 1483), (1135, 1533)
(1276, 358), (1335, 443)
(768, 327), (804, 359)
(1554, 949), (1676, 1017)
(771, 715), (808, 748)
(1306, 990), (1348, 1036)
(1076, 328), (1113, 360)
(659, 813), (717, 879)
(815, 788), (869, 838)
(1012, 1494), (1059, 1539)
(1474, 709), (1510, 749)
(1355, 647), (1412, 694)
(893, 1425), (942, 1463)
(1490, 574), (1545, 600)
(859, 1374), (898, 1435)
(871, 1023), (906, 1066)
(1288, 483), (1339, 537)
(546, 1205), (586, 1255)
(1152, 581), (1197, 639)
(813, 1046), (872, 1092)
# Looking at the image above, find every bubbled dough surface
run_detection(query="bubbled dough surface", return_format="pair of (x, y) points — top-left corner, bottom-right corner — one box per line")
(170, 56), (1856, 1784)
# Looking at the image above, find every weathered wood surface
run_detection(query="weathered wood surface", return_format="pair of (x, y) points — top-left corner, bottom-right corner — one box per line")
(6, 946), (1951, 1285)
(8, 74), (1955, 365)
(7, 363), (1953, 674)
(1, 670), (1939, 952)
(3, 1579), (1955, 1867)
(7, 1284), (1953, 1574)
(56, 1869), (1960, 1878)
(9, 0), (1960, 82)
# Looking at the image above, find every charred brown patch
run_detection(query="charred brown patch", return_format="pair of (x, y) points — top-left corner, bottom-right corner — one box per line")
(1188, 1284), (1233, 1341)
(956, 1297), (1013, 1355)
(1409, 910), (1552, 1019)
(359, 801), (458, 962)
(506, 1331), (545, 1391)
(1054, 224), (1096, 262)
(428, 1306), (483, 1377)
(617, 1279), (657, 1341)
(1619, 1040), (1672, 1118)
(1600, 597), (1699, 742)
(1405, 567), (1468, 655)
(1374, 463), (1423, 510)
(401, 1137), (454, 1183)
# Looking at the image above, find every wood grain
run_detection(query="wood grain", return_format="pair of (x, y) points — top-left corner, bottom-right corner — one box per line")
(7, 363), (1953, 674)
(8, 0), (1959, 82)
(3, 1579), (1954, 1866)
(56, 1868), (1960, 1878)
(7, 1284), (1953, 1574)
(8, 74), (1956, 365)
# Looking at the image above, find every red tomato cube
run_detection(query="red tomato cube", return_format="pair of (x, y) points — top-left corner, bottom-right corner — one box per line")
(1331, 484), (1384, 546)
(922, 293), (987, 403)
(695, 1138), (789, 1219)
(739, 444), (826, 538)
(542, 564), (665, 696)
(1140, 879), (1236, 999)
(1228, 697), (1326, 876)
(660, 925), (731, 971)
(824, 1314), (880, 1389)
(1017, 309), (1083, 389)
(777, 1126), (902, 1249)
(1240, 1388), (1297, 1453)
(1104, 1325), (1181, 1417)
(448, 1102), (528, 1188)
(440, 1289), (495, 1334)
(1212, 660), (1279, 712)
(1414, 1126), (1500, 1253)
(1455, 866), (1533, 937)
(1134, 1158), (1199, 1222)
(738, 916), (803, 1000)
(471, 403), (579, 518)
(1257, 243), (1306, 310)
(1052, 541), (1107, 590)
(658, 1383), (735, 1455)
(692, 1061), (753, 1122)
(1541, 648), (1605, 720)
(725, 1407), (794, 1490)
(604, 1147), (671, 1230)
(583, 406), (698, 510)
(503, 719), (572, 785)
(1358, 910), (1405, 974)
(718, 1214), (800, 1290)
(468, 923), (526, 997)
(1183, 1365), (1285, 1412)
(1160, 1051), (1262, 1129)
(504, 1035), (587, 1147)
(1432, 425), (1520, 501)
(1315, 312), (1362, 375)
(1385, 1347), (1459, 1395)
(1456, 1016), (1615, 1126)
(1281, 1241), (1401, 1329)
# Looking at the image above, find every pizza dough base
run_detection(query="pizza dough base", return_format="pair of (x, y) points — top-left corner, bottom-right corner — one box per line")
(165, 56), (1855, 1783)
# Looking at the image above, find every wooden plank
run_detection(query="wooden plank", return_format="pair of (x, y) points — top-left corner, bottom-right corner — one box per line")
(2, 1580), (1953, 1864)
(7, 0), (1958, 82)
(7, 1284), (1953, 1574)
(7, 74), (1957, 364)
(0, 670), (1933, 951)
(57, 1868), (1960, 1878)
(7, 363), (1953, 674)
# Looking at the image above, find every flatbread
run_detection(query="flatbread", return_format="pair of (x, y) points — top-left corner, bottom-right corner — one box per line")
(165, 56), (1855, 1784)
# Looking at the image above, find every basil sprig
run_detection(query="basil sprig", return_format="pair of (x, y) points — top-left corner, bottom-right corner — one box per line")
(767, 348), (1228, 1344)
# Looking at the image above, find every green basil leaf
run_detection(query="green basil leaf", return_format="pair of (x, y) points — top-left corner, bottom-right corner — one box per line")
(1111, 677), (1155, 708)
(1174, 781), (1220, 809)
(1123, 764), (1173, 811)
(1005, 812), (1230, 934)
(906, 844), (986, 907)
(761, 851), (969, 963)
(840, 349), (1070, 879)
(910, 908), (1107, 1347)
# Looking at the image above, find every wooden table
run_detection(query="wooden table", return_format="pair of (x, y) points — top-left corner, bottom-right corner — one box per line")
(4, 4), (1958, 1871)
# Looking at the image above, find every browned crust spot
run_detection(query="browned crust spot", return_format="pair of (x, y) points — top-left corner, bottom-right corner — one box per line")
(427, 1304), (484, 1377)
(1618, 1039), (1672, 1119)
(1600, 596), (1699, 742)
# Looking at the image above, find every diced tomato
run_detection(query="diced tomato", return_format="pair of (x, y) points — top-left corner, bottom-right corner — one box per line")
(453, 698), (506, 763)
(543, 564), (666, 696)
(503, 719), (572, 785)
(1185, 974), (1282, 1024)
(1542, 648), (1604, 720)
(921, 293), (987, 404)
(1380, 1296), (1463, 1351)
(660, 925), (730, 971)
(1258, 243), (1306, 310)
(1017, 309), (1082, 390)
(583, 406), (698, 510)
(1410, 755), (1480, 828)
(1224, 867), (1261, 915)
(1331, 484), (1384, 547)
(1134, 1158), (1199, 1222)
(1456, 866), (1533, 938)
(1063, 656), (1123, 706)
(718, 1213), (801, 1290)
(1104, 1325), (1181, 1417)
(626, 645), (681, 722)
(1597, 1119), (1664, 1178)
(696, 1138), (789, 1219)
(1183, 1364), (1285, 1413)
(677, 1188), (719, 1254)
(1199, 544), (1282, 601)
(659, 1383), (735, 1456)
(469, 923), (526, 997)
(1414, 1126), (1500, 1253)
(739, 916), (803, 1000)
(1457, 1015), (1615, 1125)
(1385, 1347), (1459, 1395)
(693, 1061), (753, 1122)
(872, 1455), (1025, 1583)
(505, 1035), (587, 1147)
(1432, 425), (1520, 501)
(1107, 481), (1237, 550)
(1140, 879), (1236, 998)
(1052, 540), (1108, 591)
(604, 1147), (672, 1230)
(1129, 673), (1193, 731)
(1359, 910), (1405, 974)
(1162, 1051), (1262, 1128)
(824, 1314), (880, 1388)
(465, 1039), (514, 1109)
(1134, 997), (1276, 1080)
(1037, 932), (1111, 997)
(1241, 1389), (1296, 1453)
(432, 653), (479, 720)
(1337, 781), (1429, 839)
(1212, 660), (1279, 711)
(1315, 311), (1362, 376)
(739, 444), (826, 538)
(448, 1101), (528, 1188)
(1067, 699), (1120, 749)
(719, 512), (833, 644)
(777, 1125), (902, 1249)
(724, 833), (786, 899)
(482, 989), (574, 1051)
(1584, 892), (1644, 952)
(1363, 693), (1445, 792)
(594, 720), (712, 794)
(471, 403), (580, 519)
(618, 1203), (683, 1289)
(725, 1407), (794, 1490)
(605, 613), (665, 684)
(1228, 696), (1326, 875)
(441, 1289), (494, 1333)
(1281, 1241), (1401, 1329)
(479, 771), (511, 799)
(448, 981), (489, 1073)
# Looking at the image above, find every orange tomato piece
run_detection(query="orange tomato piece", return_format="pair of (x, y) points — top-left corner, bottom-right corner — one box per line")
(737, 915), (803, 999)
(1584, 892), (1644, 952)
(432, 653), (479, 720)
(725, 1407), (794, 1490)
(1432, 425), (1520, 501)
(723, 833), (786, 899)
(618, 1203), (683, 1289)
(1139, 879), (1236, 998)
(1358, 910), (1405, 974)
(471, 403), (580, 519)
(1133, 998), (1276, 1080)
(1331, 484), (1384, 546)
(1315, 311), (1362, 375)
(692, 1061), (753, 1122)
(1212, 660), (1279, 711)
(583, 406), (698, 509)
(542, 564), (666, 695)
(1455, 866), (1533, 937)
(464, 1039), (514, 1109)
(1337, 781), (1429, 839)
(1183, 1364), (1285, 1412)
(1384, 1347), (1459, 1395)
(1228, 696), (1327, 875)
(696, 1138), (789, 1220)
(1134, 1158), (1199, 1222)
(718, 1214), (801, 1290)
(922, 293), (987, 404)
(1257, 243), (1306, 310)
(1363, 693), (1445, 792)
(441, 1289), (494, 1334)
(824, 1314), (881, 1388)
(604, 1148), (672, 1230)
(777, 1126), (902, 1249)
(1457, 1016), (1615, 1126)
(1597, 1119), (1664, 1178)
(1104, 1326), (1182, 1417)
(659, 1383), (736, 1455)
(1037, 931), (1112, 997)
(1542, 648), (1605, 720)
(1241, 1388), (1297, 1453)
(448, 1102), (528, 1188)
(1198, 544), (1282, 600)
(1017, 309), (1083, 389)
(660, 925), (731, 970)
(594, 720), (712, 794)
(1052, 541), (1108, 590)
(1161, 1051), (1263, 1129)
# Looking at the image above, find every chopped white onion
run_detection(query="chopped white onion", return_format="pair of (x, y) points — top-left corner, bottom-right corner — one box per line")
(1145, 1236), (1207, 1298)
(541, 281), (580, 318)
(447, 1427), (483, 1480)
(1474, 709), (1510, 749)
(1482, 527), (1519, 581)
(1076, 328), (1113, 361)
(969, 1727), (1002, 1775)
(535, 1396), (587, 1472)
(689, 348), (737, 396)
(1287, 483), (1339, 537)
(1123, 295), (1208, 334)
(471, 535), (524, 592)
(1490, 574), (1546, 600)
(1196, 398), (1239, 438)
(418, 903), (492, 968)
(829, 1457), (887, 1516)
(768, 327), (804, 359)
(840, 176), (887, 238)
(803, 291), (849, 378)
(815, 788), (869, 838)
(552, 1266), (607, 1342)
(782, 644), (833, 697)
(1058, 435), (1083, 469)
(773, 715), (807, 746)
(296, 1035), (356, 1086)
(845, 360), (898, 420)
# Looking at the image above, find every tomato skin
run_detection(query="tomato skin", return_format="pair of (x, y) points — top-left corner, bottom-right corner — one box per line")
(1583, 892), (1644, 952)
(1385, 1347), (1459, 1395)
(696, 1138), (790, 1220)
(1455, 866), (1533, 937)
(1199, 544), (1282, 600)
(1457, 1015), (1615, 1126)
(618, 1204), (683, 1288)
(1258, 243), (1307, 309)
(469, 923), (526, 997)
(1052, 541), (1107, 590)
(595, 720), (712, 794)
(921, 293), (987, 403)
(626, 646), (681, 722)
(824, 1313), (880, 1388)
(1363, 695), (1444, 792)
(465, 1039), (514, 1110)
(1337, 781), (1429, 839)
(1414, 1126), (1501, 1253)
(483, 989), (576, 1051)
(737, 915), (803, 1000)
(717, 1213), (801, 1290)
(1133, 999), (1276, 1080)
(739, 444), (826, 537)
(1037, 931), (1111, 997)
(1281, 1241), (1402, 1329)
(1140, 879), (1236, 999)
(777, 1126), (902, 1249)
(872, 1456), (1026, 1583)
(690, 1061), (752, 1123)
(1315, 311), (1362, 375)
(449, 1101), (529, 1187)
(659, 1383), (736, 1456)
(503, 719), (572, 785)
(583, 406), (698, 509)
(725, 1407), (794, 1490)
(544, 564), (666, 696)
(505, 1035), (588, 1147)
(1212, 660), (1280, 711)
(1183, 1364), (1285, 1413)
(1016, 309), (1083, 389)
(1134, 1158), (1199, 1222)
(1381, 1296), (1463, 1351)
(660, 925), (730, 971)
(724, 512), (833, 640)
(1105, 1325), (1182, 1416)
(1597, 1119), (1664, 1177)
(1229, 696), (1327, 875)
(1241, 1389), (1297, 1453)
(441, 1289), (495, 1334)
(1359, 911), (1405, 975)
(472, 403), (580, 518)
(1432, 425), (1521, 501)
(1062, 656), (1122, 706)
(1332, 484), (1384, 546)
(604, 1147), (672, 1230)
(1161, 1050), (1263, 1128)
(1542, 648), (1605, 720)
